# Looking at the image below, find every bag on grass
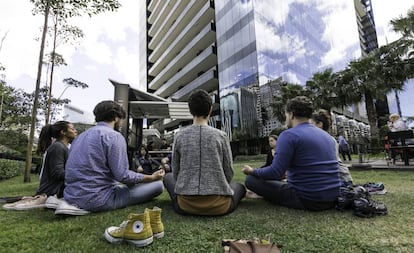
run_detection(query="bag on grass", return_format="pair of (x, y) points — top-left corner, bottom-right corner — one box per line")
(222, 239), (281, 253)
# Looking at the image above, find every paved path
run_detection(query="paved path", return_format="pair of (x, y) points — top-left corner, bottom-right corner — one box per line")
(347, 158), (414, 170)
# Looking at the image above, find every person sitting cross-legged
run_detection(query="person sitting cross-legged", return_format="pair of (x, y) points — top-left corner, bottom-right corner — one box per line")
(2, 121), (77, 211)
(163, 89), (246, 216)
(56, 100), (164, 215)
(242, 96), (340, 211)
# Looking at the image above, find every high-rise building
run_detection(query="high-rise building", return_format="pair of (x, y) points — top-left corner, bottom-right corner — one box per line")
(354, 0), (378, 56)
(144, 0), (363, 153)
(354, 0), (389, 127)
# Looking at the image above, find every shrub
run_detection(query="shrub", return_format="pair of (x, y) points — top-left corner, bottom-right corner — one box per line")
(0, 159), (25, 180)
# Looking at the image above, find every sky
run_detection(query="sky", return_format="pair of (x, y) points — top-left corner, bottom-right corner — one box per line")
(0, 0), (413, 118)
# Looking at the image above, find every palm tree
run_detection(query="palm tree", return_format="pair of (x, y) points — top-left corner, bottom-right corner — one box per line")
(305, 68), (348, 112)
(270, 82), (308, 122)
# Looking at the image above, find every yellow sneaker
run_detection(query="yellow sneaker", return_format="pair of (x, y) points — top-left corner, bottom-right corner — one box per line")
(146, 206), (164, 238)
(104, 212), (153, 247)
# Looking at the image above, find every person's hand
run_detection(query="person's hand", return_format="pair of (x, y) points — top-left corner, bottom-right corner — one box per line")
(136, 166), (144, 173)
(242, 165), (254, 175)
(151, 169), (165, 180)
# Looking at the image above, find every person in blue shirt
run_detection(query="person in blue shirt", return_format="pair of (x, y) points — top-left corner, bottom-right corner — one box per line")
(58, 100), (164, 215)
(242, 96), (340, 211)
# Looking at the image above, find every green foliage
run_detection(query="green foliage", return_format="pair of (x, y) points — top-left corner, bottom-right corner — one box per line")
(270, 82), (308, 122)
(0, 159), (25, 180)
(1, 161), (414, 252)
(0, 130), (28, 154)
(30, 0), (121, 18)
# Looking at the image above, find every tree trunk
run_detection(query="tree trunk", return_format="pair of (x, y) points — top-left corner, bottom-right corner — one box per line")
(45, 14), (58, 125)
(364, 91), (380, 147)
(24, 0), (50, 183)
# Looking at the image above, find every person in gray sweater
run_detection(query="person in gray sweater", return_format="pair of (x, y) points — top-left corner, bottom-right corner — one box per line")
(163, 89), (246, 216)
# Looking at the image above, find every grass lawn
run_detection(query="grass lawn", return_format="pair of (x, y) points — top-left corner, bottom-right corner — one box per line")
(1, 157), (414, 253)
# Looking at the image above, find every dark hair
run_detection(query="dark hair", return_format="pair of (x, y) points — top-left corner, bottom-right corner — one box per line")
(93, 100), (126, 122)
(36, 121), (71, 155)
(269, 134), (278, 141)
(285, 96), (313, 119)
(311, 109), (332, 131)
(188, 89), (212, 118)
(137, 145), (149, 159)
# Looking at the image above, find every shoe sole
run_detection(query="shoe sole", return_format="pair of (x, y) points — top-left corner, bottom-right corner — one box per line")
(55, 209), (90, 216)
(14, 204), (46, 211)
(45, 203), (60, 209)
(153, 231), (164, 239)
(104, 229), (124, 244)
(3, 205), (17, 210)
(368, 189), (387, 195)
(104, 229), (154, 247)
(126, 237), (153, 247)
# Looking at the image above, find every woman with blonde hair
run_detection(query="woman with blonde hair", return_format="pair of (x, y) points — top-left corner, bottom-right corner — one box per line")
(388, 113), (408, 132)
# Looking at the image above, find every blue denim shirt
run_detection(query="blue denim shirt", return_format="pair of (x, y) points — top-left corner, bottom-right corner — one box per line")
(64, 122), (144, 210)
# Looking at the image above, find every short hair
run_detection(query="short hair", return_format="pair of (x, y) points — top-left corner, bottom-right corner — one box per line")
(93, 100), (126, 122)
(285, 96), (313, 119)
(311, 109), (332, 131)
(188, 89), (212, 118)
(269, 134), (278, 141)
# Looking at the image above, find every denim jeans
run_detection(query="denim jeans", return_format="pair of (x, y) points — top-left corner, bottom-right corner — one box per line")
(163, 173), (246, 215)
(245, 175), (305, 210)
(90, 180), (164, 212)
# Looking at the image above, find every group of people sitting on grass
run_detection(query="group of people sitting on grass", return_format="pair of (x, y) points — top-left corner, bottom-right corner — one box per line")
(4, 89), (358, 216)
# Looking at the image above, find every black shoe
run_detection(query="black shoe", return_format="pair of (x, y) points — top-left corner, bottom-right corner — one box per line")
(336, 185), (370, 211)
(353, 197), (388, 218)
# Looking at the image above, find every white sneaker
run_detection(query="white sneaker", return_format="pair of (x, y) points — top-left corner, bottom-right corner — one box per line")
(55, 200), (90, 216)
(45, 195), (62, 209)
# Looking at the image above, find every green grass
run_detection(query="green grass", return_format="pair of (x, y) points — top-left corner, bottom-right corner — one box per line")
(1, 159), (414, 253)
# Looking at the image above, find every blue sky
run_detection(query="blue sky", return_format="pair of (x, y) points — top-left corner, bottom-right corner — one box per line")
(0, 0), (413, 117)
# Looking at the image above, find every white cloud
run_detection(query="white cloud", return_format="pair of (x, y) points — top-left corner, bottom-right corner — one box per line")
(0, 2), (42, 81)
(319, 1), (360, 68)
(371, 1), (414, 46)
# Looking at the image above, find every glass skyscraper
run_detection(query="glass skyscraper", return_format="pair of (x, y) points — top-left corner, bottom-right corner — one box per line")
(215, 0), (361, 144)
(144, 0), (364, 153)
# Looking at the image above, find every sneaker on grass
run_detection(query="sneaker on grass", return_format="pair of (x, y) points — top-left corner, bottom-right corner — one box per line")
(13, 195), (47, 211)
(352, 197), (388, 218)
(363, 182), (387, 195)
(54, 200), (90, 216)
(45, 195), (63, 209)
(2, 196), (37, 211)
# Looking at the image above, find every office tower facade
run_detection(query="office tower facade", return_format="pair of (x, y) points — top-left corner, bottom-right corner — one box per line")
(145, 0), (362, 153)
(146, 0), (218, 101)
(354, 0), (379, 56)
(354, 0), (389, 127)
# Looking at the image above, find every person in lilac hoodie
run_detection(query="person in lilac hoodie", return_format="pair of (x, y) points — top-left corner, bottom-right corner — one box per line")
(242, 96), (340, 211)
(57, 100), (164, 215)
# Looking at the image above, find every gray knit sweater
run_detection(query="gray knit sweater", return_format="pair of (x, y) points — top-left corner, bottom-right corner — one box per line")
(172, 124), (234, 196)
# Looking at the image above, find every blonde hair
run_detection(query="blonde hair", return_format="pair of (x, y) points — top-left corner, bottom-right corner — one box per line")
(389, 113), (400, 121)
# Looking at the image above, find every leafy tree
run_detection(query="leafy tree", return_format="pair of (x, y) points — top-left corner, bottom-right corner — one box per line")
(24, 0), (121, 182)
(44, 19), (84, 124)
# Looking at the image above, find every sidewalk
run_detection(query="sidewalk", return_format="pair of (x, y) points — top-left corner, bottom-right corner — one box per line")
(347, 158), (414, 171)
